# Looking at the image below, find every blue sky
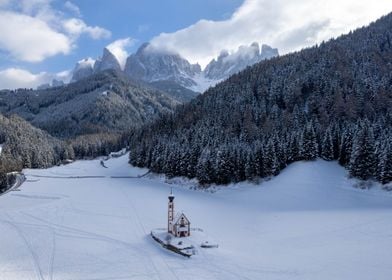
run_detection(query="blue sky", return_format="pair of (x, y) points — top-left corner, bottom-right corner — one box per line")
(36, 0), (244, 73)
(0, 0), (392, 89)
(0, 0), (242, 74)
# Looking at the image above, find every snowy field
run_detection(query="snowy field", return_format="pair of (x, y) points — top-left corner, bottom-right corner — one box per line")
(1, 154), (392, 280)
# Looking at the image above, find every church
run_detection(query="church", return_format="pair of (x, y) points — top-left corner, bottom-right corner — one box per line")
(167, 189), (191, 237)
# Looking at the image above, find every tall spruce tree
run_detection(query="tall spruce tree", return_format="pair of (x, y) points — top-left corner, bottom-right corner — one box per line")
(321, 127), (334, 160)
(379, 144), (392, 184)
(300, 122), (318, 161)
(349, 123), (377, 180)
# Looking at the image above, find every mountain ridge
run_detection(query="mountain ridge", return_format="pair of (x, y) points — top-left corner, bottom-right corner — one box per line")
(70, 42), (279, 95)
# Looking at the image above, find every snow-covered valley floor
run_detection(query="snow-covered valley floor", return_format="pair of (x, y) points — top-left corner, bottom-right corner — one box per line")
(1, 155), (392, 280)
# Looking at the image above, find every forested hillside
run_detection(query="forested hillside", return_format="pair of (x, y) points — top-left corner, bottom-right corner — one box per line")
(0, 70), (179, 189)
(0, 114), (69, 171)
(0, 114), (125, 190)
(129, 13), (392, 186)
(0, 70), (178, 138)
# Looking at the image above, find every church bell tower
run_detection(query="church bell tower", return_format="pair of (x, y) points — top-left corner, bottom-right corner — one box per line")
(168, 188), (175, 234)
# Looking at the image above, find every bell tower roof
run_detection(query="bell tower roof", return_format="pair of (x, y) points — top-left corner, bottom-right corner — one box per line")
(168, 188), (174, 202)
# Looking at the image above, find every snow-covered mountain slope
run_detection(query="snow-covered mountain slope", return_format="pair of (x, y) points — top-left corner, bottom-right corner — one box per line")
(0, 155), (391, 280)
(0, 70), (178, 138)
(124, 43), (202, 88)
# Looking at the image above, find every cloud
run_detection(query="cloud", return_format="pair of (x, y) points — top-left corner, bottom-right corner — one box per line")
(0, 68), (71, 89)
(0, 11), (71, 62)
(63, 18), (111, 40)
(0, 0), (111, 63)
(64, 1), (81, 17)
(150, 0), (392, 68)
(106, 38), (135, 69)
(17, 0), (51, 15)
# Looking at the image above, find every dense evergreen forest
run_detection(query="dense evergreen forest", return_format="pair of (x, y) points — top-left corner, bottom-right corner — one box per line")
(0, 70), (179, 190)
(0, 70), (178, 138)
(129, 13), (392, 186)
(0, 114), (124, 190)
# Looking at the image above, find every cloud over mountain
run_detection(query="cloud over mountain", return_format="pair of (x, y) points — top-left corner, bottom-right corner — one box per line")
(150, 0), (392, 68)
(0, 68), (71, 89)
(106, 38), (135, 70)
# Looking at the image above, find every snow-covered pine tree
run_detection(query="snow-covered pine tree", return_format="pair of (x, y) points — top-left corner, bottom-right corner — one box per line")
(264, 139), (280, 176)
(253, 142), (265, 177)
(339, 127), (354, 166)
(287, 132), (300, 163)
(300, 122), (318, 161)
(378, 144), (392, 184)
(244, 149), (256, 180)
(349, 122), (377, 180)
(214, 148), (233, 185)
(196, 148), (214, 185)
(321, 127), (334, 160)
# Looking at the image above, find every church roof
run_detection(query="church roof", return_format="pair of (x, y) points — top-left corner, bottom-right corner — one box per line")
(173, 212), (190, 225)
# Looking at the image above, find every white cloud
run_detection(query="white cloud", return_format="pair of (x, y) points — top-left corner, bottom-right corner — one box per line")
(0, 11), (71, 62)
(0, 0), (111, 63)
(64, 1), (81, 17)
(55, 70), (72, 81)
(106, 38), (135, 69)
(0, 68), (71, 89)
(150, 0), (392, 68)
(18, 0), (51, 15)
(62, 18), (111, 40)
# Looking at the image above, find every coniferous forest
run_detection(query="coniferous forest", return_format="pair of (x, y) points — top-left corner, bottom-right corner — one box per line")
(0, 70), (177, 190)
(0, 114), (124, 191)
(128, 14), (392, 186)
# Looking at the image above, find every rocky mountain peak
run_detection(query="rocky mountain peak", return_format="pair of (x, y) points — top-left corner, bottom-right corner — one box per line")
(204, 42), (279, 80)
(71, 58), (95, 82)
(94, 48), (122, 73)
(124, 43), (201, 88)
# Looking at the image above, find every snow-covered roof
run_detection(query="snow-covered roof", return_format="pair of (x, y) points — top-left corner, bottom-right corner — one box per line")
(173, 212), (190, 225)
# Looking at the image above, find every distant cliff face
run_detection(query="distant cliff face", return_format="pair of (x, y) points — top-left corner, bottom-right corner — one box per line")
(71, 58), (95, 83)
(93, 48), (122, 73)
(204, 43), (279, 80)
(124, 43), (202, 88)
